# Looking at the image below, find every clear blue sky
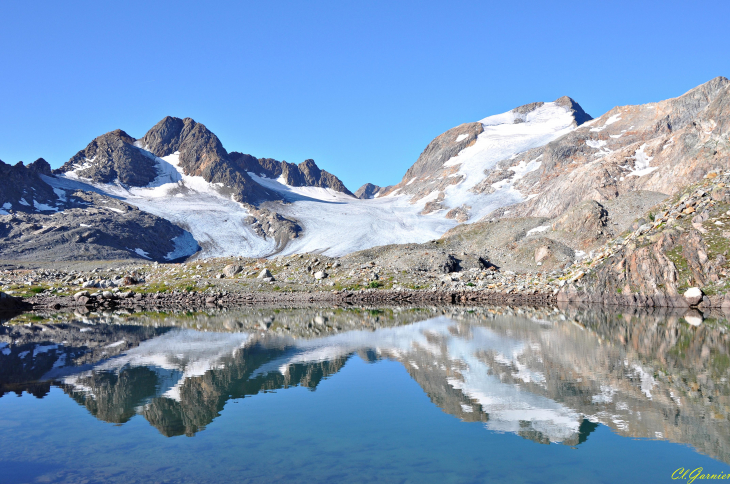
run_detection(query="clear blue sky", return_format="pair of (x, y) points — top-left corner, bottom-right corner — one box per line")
(1, 0), (728, 191)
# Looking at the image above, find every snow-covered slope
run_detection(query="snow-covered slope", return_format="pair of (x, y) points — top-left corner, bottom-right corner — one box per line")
(431, 102), (578, 220)
(250, 173), (457, 256)
(237, 101), (582, 256)
(45, 102), (583, 259)
(372, 99), (586, 223)
(51, 150), (276, 259)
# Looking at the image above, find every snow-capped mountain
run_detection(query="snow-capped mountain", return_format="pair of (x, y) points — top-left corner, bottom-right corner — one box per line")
(1, 77), (728, 261)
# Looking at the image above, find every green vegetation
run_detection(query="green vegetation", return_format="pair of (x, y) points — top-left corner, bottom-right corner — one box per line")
(665, 245), (692, 292)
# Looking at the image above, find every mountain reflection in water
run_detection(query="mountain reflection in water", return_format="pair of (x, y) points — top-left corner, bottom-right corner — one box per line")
(1, 305), (729, 463)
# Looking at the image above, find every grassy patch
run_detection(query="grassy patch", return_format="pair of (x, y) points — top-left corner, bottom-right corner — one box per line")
(665, 245), (693, 291)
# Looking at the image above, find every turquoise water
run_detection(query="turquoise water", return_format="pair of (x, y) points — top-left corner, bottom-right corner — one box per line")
(1, 306), (729, 483)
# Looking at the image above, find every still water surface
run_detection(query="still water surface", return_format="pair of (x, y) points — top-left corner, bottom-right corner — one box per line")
(1, 305), (729, 483)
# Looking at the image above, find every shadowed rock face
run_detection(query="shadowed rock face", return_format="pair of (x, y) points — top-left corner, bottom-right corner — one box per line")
(553, 96), (593, 126)
(0, 190), (197, 262)
(0, 158), (59, 214)
(0, 160), (198, 261)
(55, 130), (158, 186)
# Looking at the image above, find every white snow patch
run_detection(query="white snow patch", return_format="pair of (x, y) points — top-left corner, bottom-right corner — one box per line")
(133, 248), (151, 259)
(165, 232), (199, 260)
(18, 198), (30, 206)
(627, 144), (657, 177)
(455, 134), (469, 142)
(34, 200), (59, 212)
(589, 113), (622, 132)
(53, 188), (67, 202)
(33, 344), (58, 357)
(62, 158), (95, 179)
(526, 225), (550, 236)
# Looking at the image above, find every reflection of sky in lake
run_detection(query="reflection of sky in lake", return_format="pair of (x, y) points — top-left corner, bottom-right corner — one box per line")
(1, 306), (730, 483)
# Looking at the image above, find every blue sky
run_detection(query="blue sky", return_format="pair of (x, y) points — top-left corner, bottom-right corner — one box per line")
(1, 0), (728, 191)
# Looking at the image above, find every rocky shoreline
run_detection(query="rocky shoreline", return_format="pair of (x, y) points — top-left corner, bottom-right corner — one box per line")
(18, 288), (558, 312)
(1, 283), (728, 316)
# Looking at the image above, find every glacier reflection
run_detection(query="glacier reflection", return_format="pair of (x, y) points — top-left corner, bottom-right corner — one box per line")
(1, 305), (729, 462)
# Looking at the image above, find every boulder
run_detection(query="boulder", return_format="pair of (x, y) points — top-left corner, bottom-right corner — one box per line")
(257, 268), (273, 279)
(122, 275), (138, 286)
(73, 290), (90, 301)
(683, 287), (704, 306)
(223, 265), (242, 277)
(534, 246), (551, 263)
(314, 271), (327, 280)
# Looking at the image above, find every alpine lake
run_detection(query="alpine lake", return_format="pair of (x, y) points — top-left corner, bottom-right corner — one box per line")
(1, 303), (729, 483)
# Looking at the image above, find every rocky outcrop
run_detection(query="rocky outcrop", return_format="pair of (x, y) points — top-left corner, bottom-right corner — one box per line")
(0, 158), (62, 214)
(244, 206), (302, 252)
(553, 96), (593, 126)
(559, 170), (730, 306)
(354, 183), (382, 199)
(55, 129), (158, 186)
(231, 153), (353, 195)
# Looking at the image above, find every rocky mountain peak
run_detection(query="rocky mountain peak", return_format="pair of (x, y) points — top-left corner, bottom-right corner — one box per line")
(26, 158), (52, 176)
(55, 128), (158, 187)
(139, 116), (190, 157)
(354, 183), (382, 199)
(553, 96), (593, 126)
